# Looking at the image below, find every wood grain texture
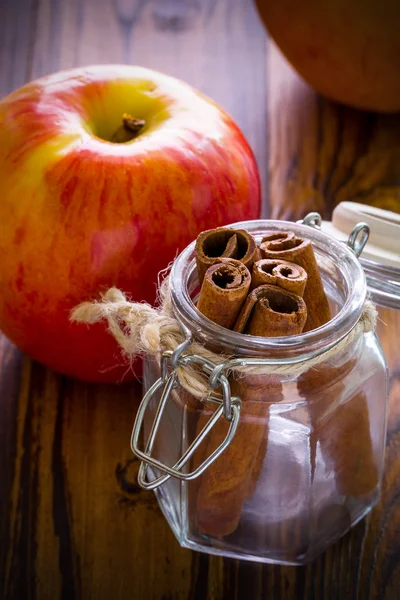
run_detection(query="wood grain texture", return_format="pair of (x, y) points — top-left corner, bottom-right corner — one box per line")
(1, 0), (400, 599)
(268, 44), (400, 220)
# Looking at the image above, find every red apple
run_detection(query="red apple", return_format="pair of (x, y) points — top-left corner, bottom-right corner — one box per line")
(0, 65), (261, 382)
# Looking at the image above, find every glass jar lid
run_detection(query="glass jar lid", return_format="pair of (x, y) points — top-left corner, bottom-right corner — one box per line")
(321, 202), (400, 310)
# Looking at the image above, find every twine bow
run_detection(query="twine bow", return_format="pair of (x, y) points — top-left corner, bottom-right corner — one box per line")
(70, 278), (378, 399)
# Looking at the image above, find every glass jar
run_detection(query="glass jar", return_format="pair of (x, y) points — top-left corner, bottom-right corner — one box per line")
(135, 218), (389, 566)
(321, 201), (400, 309)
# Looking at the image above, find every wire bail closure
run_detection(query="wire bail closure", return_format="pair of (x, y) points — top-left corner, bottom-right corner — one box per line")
(300, 211), (370, 257)
(130, 329), (242, 490)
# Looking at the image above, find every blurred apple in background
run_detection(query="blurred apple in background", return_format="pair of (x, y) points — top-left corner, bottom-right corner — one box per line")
(256, 0), (400, 113)
(0, 65), (261, 382)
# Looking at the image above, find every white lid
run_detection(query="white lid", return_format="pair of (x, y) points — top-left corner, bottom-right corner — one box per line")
(320, 202), (400, 309)
(322, 202), (399, 268)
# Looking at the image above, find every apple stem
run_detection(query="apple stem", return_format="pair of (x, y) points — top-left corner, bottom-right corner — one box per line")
(111, 113), (145, 143)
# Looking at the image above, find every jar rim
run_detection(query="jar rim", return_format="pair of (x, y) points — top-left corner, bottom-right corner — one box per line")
(170, 219), (367, 359)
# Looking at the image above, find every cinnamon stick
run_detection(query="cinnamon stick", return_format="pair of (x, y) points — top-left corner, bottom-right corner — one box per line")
(259, 231), (331, 332)
(196, 259), (251, 329)
(251, 259), (308, 297)
(195, 227), (259, 285)
(258, 233), (377, 498)
(233, 284), (307, 335)
(258, 232), (377, 497)
(193, 285), (307, 537)
(190, 375), (272, 538)
(298, 361), (378, 497)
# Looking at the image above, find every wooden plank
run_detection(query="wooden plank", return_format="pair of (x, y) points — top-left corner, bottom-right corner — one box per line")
(0, 0), (38, 97)
(0, 337), (24, 593)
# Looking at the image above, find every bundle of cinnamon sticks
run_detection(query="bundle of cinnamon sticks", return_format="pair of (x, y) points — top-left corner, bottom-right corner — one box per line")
(189, 226), (378, 540)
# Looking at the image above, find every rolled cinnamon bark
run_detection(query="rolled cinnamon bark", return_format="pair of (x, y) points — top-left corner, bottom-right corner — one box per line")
(251, 259), (308, 297)
(190, 375), (272, 538)
(258, 233), (376, 497)
(195, 227), (259, 285)
(259, 231), (331, 332)
(257, 234), (377, 498)
(234, 284), (307, 335)
(193, 285), (307, 538)
(196, 259), (251, 329)
(259, 230), (297, 251)
(298, 361), (378, 497)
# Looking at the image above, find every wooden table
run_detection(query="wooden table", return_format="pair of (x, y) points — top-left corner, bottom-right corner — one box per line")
(1, 1), (400, 598)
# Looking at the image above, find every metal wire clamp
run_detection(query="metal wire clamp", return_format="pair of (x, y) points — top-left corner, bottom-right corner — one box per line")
(299, 211), (370, 256)
(131, 335), (242, 491)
